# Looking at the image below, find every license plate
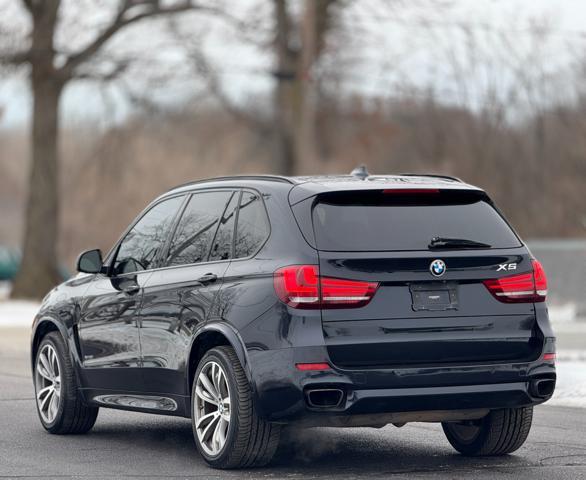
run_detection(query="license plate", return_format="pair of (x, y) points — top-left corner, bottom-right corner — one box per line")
(410, 283), (458, 311)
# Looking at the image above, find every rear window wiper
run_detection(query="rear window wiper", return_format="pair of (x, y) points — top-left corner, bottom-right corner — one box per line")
(428, 236), (491, 250)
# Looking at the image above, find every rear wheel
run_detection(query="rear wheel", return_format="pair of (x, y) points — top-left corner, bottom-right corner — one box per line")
(442, 407), (533, 456)
(191, 346), (281, 469)
(34, 332), (99, 434)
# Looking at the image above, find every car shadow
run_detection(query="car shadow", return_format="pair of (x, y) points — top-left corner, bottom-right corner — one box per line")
(83, 414), (531, 476)
(268, 426), (530, 476)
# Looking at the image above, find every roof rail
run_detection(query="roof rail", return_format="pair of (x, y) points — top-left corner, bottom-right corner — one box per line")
(399, 173), (463, 183)
(170, 175), (295, 191)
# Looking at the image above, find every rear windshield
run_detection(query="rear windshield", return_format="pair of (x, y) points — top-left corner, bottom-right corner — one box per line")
(312, 190), (521, 251)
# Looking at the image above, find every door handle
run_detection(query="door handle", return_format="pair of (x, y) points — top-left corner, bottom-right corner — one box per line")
(197, 273), (217, 284)
(122, 284), (140, 295)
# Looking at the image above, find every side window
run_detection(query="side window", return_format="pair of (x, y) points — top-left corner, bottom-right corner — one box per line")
(166, 191), (232, 267)
(209, 191), (239, 262)
(235, 191), (269, 258)
(113, 196), (183, 275)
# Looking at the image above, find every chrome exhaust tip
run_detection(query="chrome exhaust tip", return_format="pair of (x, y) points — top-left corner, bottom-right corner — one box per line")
(530, 378), (556, 398)
(306, 388), (344, 409)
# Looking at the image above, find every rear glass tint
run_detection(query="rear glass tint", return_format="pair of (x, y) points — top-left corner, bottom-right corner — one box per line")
(312, 190), (521, 251)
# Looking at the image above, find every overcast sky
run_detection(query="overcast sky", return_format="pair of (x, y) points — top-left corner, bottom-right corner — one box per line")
(1, 0), (586, 129)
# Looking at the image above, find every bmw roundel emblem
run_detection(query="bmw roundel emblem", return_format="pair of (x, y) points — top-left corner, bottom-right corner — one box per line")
(430, 259), (446, 277)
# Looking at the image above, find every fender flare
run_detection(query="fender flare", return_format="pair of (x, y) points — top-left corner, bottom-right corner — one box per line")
(31, 317), (65, 364)
(186, 323), (253, 392)
(31, 316), (83, 380)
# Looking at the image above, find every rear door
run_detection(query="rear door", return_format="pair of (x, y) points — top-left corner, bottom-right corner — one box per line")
(311, 189), (542, 369)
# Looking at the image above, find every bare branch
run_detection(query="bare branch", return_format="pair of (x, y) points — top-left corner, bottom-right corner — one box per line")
(60, 0), (219, 77)
(176, 28), (270, 133)
(71, 59), (130, 82)
(19, 0), (34, 14)
(0, 50), (29, 65)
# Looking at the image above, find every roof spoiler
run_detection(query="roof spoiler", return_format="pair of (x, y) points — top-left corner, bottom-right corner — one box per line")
(350, 166), (463, 184)
(400, 173), (463, 183)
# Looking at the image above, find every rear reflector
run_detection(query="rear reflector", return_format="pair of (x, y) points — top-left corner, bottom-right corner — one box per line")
(543, 353), (556, 361)
(296, 363), (331, 371)
(483, 259), (548, 303)
(274, 265), (378, 309)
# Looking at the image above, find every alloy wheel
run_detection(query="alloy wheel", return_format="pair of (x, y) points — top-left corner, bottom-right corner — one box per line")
(193, 361), (231, 456)
(35, 344), (62, 424)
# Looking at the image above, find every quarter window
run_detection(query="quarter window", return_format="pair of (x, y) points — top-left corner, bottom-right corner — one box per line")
(113, 196), (183, 275)
(235, 192), (269, 258)
(209, 191), (239, 262)
(166, 191), (233, 266)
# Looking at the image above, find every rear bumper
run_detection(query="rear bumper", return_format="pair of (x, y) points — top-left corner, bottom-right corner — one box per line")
(247, 340), (556, 425)
(342, 381), (545, 415)
(288, 382), (543, 428)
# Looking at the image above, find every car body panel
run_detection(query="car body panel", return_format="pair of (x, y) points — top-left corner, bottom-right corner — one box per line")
(139, 260), (230, 395)
(317, 248), (541, 368)
(77, 271), (151, 391)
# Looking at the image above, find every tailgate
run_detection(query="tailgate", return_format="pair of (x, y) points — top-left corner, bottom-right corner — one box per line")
(308, 188), (542, 369)
(319, 250), (541, 368)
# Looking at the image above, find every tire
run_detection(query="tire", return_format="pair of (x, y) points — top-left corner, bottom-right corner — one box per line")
(442, 407), (533, 456)
(34, 332), (99, 434)
(191, 346), (281, 469)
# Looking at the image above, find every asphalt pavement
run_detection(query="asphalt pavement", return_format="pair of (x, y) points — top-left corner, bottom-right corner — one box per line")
(1, 328), (585, 479)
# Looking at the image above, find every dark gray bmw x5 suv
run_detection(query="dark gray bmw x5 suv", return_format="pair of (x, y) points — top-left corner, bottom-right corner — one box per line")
(31, 172), (555, 468)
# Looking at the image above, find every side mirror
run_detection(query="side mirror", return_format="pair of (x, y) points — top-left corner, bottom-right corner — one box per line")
(77, 249), (104, 274)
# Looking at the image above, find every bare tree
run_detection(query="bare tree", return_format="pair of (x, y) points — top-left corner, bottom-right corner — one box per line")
(175, 0), (340, 175)
(0, 0), (216, 299)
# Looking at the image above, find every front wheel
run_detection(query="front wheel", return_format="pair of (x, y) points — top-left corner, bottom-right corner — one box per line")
(442, 407), (533, 456)
(34, 332), (99, 434)
(191, 346), (281, 469)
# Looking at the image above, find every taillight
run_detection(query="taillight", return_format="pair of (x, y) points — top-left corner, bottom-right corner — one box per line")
(274, 265), (378, 309)
(320, 275), (378, 307)
(532, 259), (548, 297)
(483, 259), (548, 303)
(274, 264), (320, 308)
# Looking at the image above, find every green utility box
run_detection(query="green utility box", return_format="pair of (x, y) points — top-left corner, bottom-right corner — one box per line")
(0, 247), (20, 281)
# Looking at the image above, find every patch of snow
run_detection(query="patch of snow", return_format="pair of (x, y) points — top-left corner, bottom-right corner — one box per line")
(553, 322), (586, 335)
(548, 360), (586, 409)
(556, 350), (586, 362)
(0, 300), (40, 327)
(0, 282), (11, 301)
(549, 303), (578, 324)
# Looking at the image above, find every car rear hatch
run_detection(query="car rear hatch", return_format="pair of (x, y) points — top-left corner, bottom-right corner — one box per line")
(298, 187), (544, 369)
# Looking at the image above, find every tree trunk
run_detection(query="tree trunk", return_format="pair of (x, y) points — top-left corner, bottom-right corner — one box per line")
(273, 0), (297, 176)
(11, 75), (64, 299)
(272, 0), (336, 176)
(295, 0), (319, 174)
